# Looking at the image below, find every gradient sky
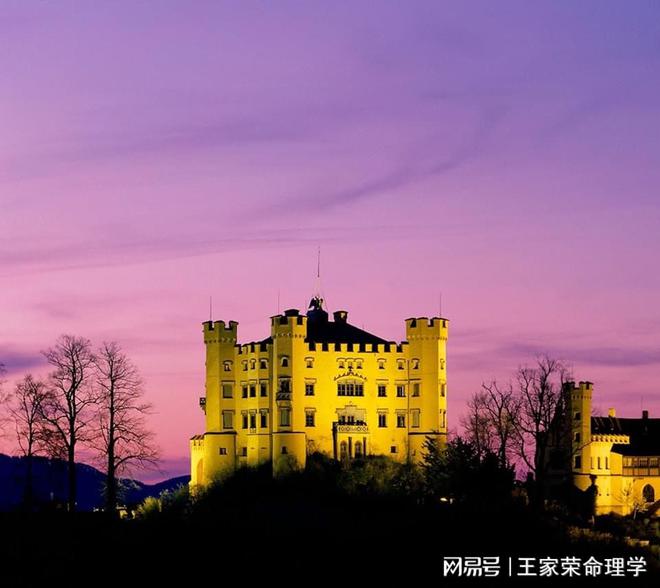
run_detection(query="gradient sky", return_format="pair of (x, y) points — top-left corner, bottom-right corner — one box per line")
(1, 1), (660, 481)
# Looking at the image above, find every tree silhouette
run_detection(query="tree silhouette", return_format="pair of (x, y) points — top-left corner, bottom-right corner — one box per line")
(41, 335), (96, 512)
(10, 374), (49, 509)
(92, 341), (159, 513)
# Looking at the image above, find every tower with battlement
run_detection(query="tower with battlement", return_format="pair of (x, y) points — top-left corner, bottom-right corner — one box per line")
(190, 298), (449, 486)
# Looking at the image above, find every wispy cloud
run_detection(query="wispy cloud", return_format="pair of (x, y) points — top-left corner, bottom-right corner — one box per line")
(0, 224), (433, 278)
(255, 104), (507, 217)
(0, 346), (44, 375)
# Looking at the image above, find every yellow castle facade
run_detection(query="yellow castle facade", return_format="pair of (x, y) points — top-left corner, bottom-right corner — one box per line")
(190, 297), (448, 486)
(548, 381), (660, 516)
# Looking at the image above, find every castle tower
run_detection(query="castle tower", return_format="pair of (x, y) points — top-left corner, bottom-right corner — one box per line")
(404, 317), (449, 461)
(270, 308), (309, 474)
(190, 320), (238, 486)
(564, 381), (593, 490)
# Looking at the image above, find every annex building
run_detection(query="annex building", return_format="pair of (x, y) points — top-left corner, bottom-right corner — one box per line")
(190, 296), (448, 486)
(548, 381), (660, 515)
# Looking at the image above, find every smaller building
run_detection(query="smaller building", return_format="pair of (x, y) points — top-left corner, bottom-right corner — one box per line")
(547, 381), (660, 516)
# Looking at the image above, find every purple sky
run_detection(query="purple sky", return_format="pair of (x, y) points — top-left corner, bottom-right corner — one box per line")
(1, 1), (660, 481)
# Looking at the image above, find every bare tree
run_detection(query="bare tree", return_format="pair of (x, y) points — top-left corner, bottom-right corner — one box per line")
(511, 355), (570, 509)
(464, 381), (520, 468)
(93, 341), (159, 513)
(10, 374), (49, 509)
(41, 335), (97, 512)
(460, 391), (494, 459)
(0, 363), (8, 436)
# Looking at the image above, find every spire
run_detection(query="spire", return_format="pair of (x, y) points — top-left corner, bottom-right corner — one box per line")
(309, 246), (324, 311)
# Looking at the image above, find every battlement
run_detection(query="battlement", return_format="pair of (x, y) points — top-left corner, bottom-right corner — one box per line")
(305, 341), (407, 353)
(405, 317), (449, 340)
(270, 309), (307, 334)
(203, 320), (238, 343)
(563, 380), (594, 393)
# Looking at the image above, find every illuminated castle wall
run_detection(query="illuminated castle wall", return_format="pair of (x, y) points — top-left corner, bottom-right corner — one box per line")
(190, 297), (448, 486)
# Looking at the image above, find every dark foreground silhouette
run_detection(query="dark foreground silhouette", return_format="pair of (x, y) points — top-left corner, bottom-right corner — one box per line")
(1, 453), (658, 587)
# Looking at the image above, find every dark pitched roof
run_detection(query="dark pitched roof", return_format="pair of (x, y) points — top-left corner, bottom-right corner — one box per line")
(306, 310), (388, 345)
(592, 416), (660, 456)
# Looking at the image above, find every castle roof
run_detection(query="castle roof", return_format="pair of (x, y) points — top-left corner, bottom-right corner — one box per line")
(593, 415), (660, 456)
(305, 315), (388, 346)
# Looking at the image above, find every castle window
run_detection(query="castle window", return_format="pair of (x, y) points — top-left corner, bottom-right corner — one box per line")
(280, 408), (291, 427)
(223, 361), (232, 372)
(250, 414), (256, 429)
(412, 382), (420, 397)
(378, 413), (387, 428)
(347, 360), (353, 370)
(242, 361), (248, 371)
(440, 383), (446, 397)
(305, 410), (316, 427)
(597, 457), (601, 469)
(356, 360), (363, 370)
(249, 385), (256, 398)
(390, 446), (397, 454)
(242, 385), (248, 399)
(574, 432), (580, 443)
(242, 413), (248, 429)
(396, 414), (406, 428)
(222, 384), (233, 398)
(605, 457), (609, 470)
(260, 382), (268, 397)
(338, 359), (345, 369)
(411, 409), (420, 428)
(280, 356), (289, 368)
(281, 446), (288, 455)
(340, 441), (348, 460)
(440, 409), (446, 428)
(643, 484), (655, 503)
(337, 380), (364, 397)
(397, 360), (405, 370)
(250, 359), (256, 370)
(574, 411), (581, 421)
(378, 384), (387, 397)
(378, 359), (385, 370)
(222, 411), (233, 429)
(305, 357), (314, 368)
(278, 379), (291, 397)
(260, 359), (268, 370)
(305, 383), (315, 396)
(260, 411), (268, 428)
(574, 456), (582, 470)
(219, 447), (227, 455)
(396, 384), (406, 398)
(354, 441), (363, 458)
(440, 358), (446, 370)
(241, 447), (247, 457)
(411, 359), (419, 369)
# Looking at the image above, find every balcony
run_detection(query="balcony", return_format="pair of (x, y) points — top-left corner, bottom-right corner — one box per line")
(334, 422), (369, 434)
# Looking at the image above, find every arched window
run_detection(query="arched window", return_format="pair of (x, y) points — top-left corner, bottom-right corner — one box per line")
(280, 356), (289, 368)
(643, 484), (655, 503)
(340, 441), (348, 460)
(354, 441), (363, 458)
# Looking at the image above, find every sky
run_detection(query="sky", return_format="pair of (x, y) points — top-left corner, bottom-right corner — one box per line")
(1, 0), (660, 482)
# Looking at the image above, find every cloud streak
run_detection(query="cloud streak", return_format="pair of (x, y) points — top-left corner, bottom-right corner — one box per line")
(255, 104), (508, 217)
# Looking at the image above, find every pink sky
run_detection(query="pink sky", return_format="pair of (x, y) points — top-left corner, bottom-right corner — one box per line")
(1, 1), (660, 481)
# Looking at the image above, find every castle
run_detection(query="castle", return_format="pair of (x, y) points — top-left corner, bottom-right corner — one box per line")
(548, 381), (660, 515)
(190, 296), (448, 486)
